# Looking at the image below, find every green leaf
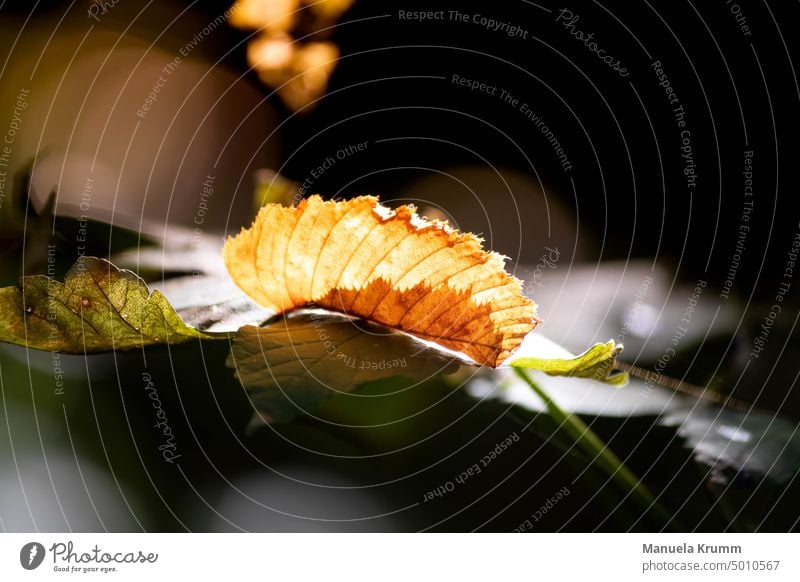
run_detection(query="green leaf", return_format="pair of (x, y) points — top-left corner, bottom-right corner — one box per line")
(509, 340), (629, 386)
(227, 311), (464, 423)
(0, 256), (215, 353)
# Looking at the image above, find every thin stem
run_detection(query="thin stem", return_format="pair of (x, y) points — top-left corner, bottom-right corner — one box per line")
(512, 366), (675, 528)
(614, 360), (756, 412)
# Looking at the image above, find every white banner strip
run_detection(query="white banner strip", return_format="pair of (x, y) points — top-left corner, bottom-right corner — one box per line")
(1, 533), (798, 581)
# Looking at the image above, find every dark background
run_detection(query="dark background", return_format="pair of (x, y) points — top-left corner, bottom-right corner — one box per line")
(1, 0), (799, 533)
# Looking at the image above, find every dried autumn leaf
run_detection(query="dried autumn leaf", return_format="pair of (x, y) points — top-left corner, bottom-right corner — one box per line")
(223, 195), (540, 367)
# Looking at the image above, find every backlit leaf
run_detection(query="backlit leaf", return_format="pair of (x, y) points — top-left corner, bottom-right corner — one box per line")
(0, 256), (212, 353)
(223, 195), (540, 367)
(227, 311), (464, 422)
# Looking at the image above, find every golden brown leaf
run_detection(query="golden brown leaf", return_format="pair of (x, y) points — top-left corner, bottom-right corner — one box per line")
(223, 195), (540, 367)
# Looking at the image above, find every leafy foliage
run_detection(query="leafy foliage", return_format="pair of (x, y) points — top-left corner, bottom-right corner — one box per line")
(227, 311), (463, 422)
(510, 340), (628, 386)
(0, 257), (211, 353)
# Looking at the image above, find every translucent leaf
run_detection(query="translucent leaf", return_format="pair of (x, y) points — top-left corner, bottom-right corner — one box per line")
(227, 310), (464, 422)
(0, 256), (211, 353)
(223, 195), (539, 367)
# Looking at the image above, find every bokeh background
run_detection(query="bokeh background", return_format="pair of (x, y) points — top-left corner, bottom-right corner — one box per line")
(1, 0), (799, 532)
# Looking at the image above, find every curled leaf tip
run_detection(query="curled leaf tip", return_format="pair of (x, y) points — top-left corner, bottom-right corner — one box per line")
(509, 340), (629, 386)
(223, 195), (540, 367)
